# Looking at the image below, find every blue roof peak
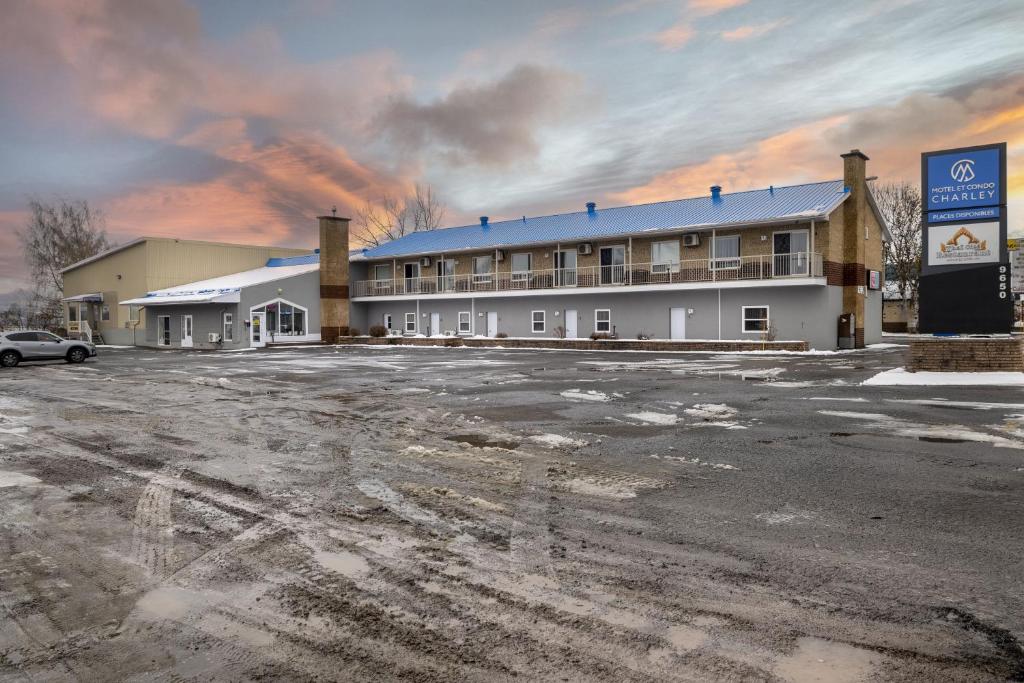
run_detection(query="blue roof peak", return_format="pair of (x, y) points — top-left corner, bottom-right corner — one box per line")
(266, 252), (319, 267)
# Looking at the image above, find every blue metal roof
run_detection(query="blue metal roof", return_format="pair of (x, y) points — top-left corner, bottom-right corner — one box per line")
(359, 180), (849, 259)
(266, 252), (319, 267)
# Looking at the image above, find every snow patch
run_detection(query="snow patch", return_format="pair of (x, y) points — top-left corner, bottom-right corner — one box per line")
(529, 433), (587, 448)
(624, 412), (678, 426)
(863, 368), (1024, 386)
(560, 389), (611, 402)
(0, 471), (42, 487)
(684, 404), (737, 420)
(818, 410), (1024, 449)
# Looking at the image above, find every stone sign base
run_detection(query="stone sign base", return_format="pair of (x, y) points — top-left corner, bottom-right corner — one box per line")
(907, 337), (1024, 373)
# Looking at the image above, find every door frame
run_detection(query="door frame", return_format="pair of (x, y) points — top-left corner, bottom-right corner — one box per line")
(486, 311), (498, 337)
(564, 309), (578, 339)
(157, 315), (171, 346)
(180, 314), (194, 348)
(670, 307), (687, 340)
(429, 312), (441, 336)
(250, 311), (267, 348)
(772, 228), (810, 277)
(599, 245), (626, 285)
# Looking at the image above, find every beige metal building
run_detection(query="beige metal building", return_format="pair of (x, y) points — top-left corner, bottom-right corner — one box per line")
(61, 238), (308, 345)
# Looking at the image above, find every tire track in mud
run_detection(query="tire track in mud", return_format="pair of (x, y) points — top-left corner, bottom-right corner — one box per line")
(128, 465), (182, 576)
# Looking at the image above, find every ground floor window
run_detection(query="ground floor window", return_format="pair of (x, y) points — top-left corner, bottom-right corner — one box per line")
(458, 311), (471, 334)
(100, 305), (110, 321)
(68, 306), (78, 322)
(250, 299), (307, 338)
(742, 306), (770, 332)
(405, 312), (416, 333)
(383, 313), (393, 330)
(223, 313), (233, 342)
(595, 309), (611, 333)
(127, 305), (140, 323)
(532, 310), (545, 333)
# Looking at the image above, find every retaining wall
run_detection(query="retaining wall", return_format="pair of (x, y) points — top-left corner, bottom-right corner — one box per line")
(906, 337), (1024, 372)
(333, 336), (808, 352)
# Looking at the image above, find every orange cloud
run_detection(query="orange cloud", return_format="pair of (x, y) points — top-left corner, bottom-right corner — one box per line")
(688, 0), (748, 16)
(721, 20), (787, 41)
(653, 23), (696, 51)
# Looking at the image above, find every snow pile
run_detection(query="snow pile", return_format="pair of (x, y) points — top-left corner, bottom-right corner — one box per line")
(863, 368), (1024, 387)
(189, 376), (234, 389)
(624, 412), (679, 426)
(818, 410), (1024, 449)
(560, 389), (611, 402)
(528, 433), (587, 449)
(656, 455), (739, 470)
(684, 404), (737, 420)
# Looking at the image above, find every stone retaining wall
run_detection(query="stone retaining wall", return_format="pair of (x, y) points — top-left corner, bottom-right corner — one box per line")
(332, 337), (809, 352)
(907, 337), (1024, 372)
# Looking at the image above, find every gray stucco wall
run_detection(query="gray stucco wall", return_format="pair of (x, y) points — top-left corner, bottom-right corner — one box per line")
(864, 288), (882, 345)
(355, 283), (846, 349)
(139, 269), (322, 349)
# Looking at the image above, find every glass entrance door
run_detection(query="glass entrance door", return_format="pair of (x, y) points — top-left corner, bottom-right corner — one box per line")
(599, 246), (625, 284)
(773, 230), (809, 276)
(555, 250), (577, 287)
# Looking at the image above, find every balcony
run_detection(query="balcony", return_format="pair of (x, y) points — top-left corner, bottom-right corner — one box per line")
(352, 252), (823, 298)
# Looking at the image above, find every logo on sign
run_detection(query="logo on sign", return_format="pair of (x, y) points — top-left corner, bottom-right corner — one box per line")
(939, 226), (987, 254)
(950, 159), (976, 183)
(927, 221), (1000, 267)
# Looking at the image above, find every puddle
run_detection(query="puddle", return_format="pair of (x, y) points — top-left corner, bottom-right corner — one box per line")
(918, 436), (967, 444)
(774, 636), (883, 682)
(0, 471), (42, 487)
(315, 549), (371, 579)
(445, 434), (520, 450)
(135, 585), (208, 621)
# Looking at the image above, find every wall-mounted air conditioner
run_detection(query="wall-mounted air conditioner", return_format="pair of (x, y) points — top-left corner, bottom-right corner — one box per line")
(578, 243), (593, 255)
(208, 332), (222, 343)
(683, 234), (701, 247)
(420, 256), (432, 267)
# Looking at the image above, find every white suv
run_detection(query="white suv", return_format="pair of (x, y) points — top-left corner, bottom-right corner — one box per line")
(0, 331), (97, 368)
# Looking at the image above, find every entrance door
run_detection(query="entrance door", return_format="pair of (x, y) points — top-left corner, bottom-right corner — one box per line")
(670, 307), (687, 340)
(486, 311), (498, 337)
(564, 309), (578, 339)
(404, 262), (421, 294)
(436, 259), (454, 292)
(250, 312), (266, 348)
(180, 315), (193, 348)
(599, 246), (625, 285)
(773, 230), (809, 277)
(430, 312), (441, 336)
(158, 316), (171, 346)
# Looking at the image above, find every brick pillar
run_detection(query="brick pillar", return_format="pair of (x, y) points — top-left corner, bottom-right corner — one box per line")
(319, 215), (350, 342)
(841, 150), (868, 348)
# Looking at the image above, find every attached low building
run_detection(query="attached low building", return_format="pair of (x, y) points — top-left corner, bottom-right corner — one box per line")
(348, 150), (889, 349)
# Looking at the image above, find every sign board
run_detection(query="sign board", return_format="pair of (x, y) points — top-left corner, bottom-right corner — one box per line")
(926, 222), (999, 267)
(918, 143), (1010, 334)
(867, 270), (881, 290)
(1012, 249), (1024, 294)
(1008, 239), (1019, 252)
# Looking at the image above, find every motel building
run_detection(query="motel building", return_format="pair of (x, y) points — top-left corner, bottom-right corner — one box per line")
(72, 149), (888, 351)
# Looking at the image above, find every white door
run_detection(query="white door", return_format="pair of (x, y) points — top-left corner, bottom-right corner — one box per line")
(430, 312), (441, 336)
(250, 312), (266, 348)
(564, 309), (578, 338)
(670, 307), (686, 340)
(486, 311), (498, 337)
(180, 315), (193, 348)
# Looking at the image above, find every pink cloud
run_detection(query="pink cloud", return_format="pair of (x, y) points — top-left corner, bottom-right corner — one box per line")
(721, 20), (787, 41)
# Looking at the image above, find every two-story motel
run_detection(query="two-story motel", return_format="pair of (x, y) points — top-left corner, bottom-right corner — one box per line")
(106, 149), (887, 350)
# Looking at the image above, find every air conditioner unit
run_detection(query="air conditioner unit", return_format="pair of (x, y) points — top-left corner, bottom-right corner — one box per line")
(496, 250), (505, 262)
(208, 332), (222, 343)
(420, 256), (432, 267)
(578, 243), (593, 255)
(683, 234), (701, 247)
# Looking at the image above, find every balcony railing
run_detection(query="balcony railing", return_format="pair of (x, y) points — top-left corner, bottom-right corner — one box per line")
(352, 252), (823, 298)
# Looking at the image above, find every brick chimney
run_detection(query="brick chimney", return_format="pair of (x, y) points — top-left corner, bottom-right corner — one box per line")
(318, 214), (350, 342)
(840, 149), (869, 348)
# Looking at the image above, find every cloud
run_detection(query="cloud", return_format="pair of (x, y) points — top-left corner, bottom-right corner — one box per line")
(721, 20), (787, 41)
(374, 64), (588, 167)
(687, 0), (749, 16)
(653, 23), (696, 51)
(612, 75), (1024, 210)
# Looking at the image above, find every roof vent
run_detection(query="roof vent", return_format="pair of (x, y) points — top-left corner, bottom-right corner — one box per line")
(586, 202), (596, 215)
(710, 185), (722, 202)
(480, 216), (489, 228)
(769, 185), (774, 196)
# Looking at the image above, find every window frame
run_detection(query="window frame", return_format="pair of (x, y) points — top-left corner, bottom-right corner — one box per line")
(741, 305), (770, 333)
(712, 234), (741, 270)
(531, 310), (545, 334)
(458, 311), (472, 334)
(594, 308), (611, 333)
(511, 252), (532, 281)
(223, 312), (233, 342)
(651, 239), (681, 274)
(383, 313), (393, 330)
(472, 255), (494, 284)
(373, 263), (393, 282)
(404, 312), (417, 333)
(249, 298), (308, 337)
(100, 304), (110, 322)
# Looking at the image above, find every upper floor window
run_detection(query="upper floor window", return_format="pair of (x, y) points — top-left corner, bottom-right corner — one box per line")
(373, 263), (393, 281)
(652, 240), (680, 273)
(511, 253), (532, 280)
(473, 255), (493, 282)
(713, 235), (740, 269)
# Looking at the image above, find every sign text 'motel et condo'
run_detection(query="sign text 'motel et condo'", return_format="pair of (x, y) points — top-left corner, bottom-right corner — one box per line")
(918, 142), (1009, 334)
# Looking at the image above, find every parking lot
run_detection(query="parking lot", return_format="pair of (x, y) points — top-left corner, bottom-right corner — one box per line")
(1, 342), (1023, 681)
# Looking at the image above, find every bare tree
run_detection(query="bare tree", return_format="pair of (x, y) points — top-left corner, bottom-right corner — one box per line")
(874, 181), (922, 330)
(18, 198), (112, 310)
(354, 184), (446, 247)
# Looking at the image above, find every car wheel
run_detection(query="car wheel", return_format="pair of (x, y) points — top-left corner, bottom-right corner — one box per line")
(67, 347), (87, 364)
(0, 350), (20, 368)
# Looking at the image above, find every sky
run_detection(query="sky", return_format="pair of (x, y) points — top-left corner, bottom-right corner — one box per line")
(1, 0), (1023, 295)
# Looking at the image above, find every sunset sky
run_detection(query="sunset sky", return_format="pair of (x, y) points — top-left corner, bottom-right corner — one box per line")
(1, 0), (1023, 294)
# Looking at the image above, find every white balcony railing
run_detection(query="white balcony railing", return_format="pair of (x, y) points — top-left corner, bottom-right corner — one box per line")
(353, 252), (823, 298)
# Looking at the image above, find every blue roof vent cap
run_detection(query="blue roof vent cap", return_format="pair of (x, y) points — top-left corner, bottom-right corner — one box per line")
(314, 248), (320, 254)
(586, 202), (596, 215)
(361, 247), (368, 255)
(710, 185), (722, 203)
(480, 216), (489, 229)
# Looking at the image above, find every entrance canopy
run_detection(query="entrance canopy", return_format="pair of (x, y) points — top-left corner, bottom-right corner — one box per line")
(120, 291), (240, 306)
(62, 292), (103, 303)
